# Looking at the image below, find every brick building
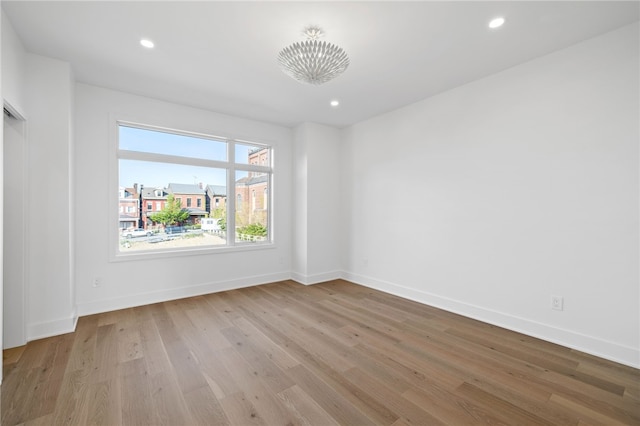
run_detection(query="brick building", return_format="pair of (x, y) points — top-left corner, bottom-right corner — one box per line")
(205, 184), (227, 219)
(118, 186), (139, 230)
(168, 183), (207, 225)
(139, 185), (168, 229)
(235, 147), (269, 227)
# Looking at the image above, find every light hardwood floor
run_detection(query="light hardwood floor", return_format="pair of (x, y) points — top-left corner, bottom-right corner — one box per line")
(2, 279), (639, 425)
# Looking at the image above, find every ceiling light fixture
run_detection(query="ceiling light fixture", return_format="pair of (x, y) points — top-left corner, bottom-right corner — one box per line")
(489, 17), (505, 29)
(278, 25), (350, 85)
(330, 100), (340, 107)
(140, 39), (155, 48)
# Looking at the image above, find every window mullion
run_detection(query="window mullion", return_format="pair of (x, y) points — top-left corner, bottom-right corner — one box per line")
(227, 141), (236, 246)
(118, 150), (230, 170)
(233, 164), (272, 174)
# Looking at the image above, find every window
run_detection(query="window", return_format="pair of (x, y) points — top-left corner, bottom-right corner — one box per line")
(235, 162), (269, 243)
(117, 123), (272, 255)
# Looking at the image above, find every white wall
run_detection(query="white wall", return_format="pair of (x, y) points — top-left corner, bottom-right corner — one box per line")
(292, 125), (308, 278)
(292, 122), (342, 284)
(24, 53), (76, 340)
(2, 13), (28, 350)
(3, 110), (26, 348)
(1, 12), (25, 117)
(74, 84), (293, 315)
(306, 123), (342, 280)
(341, 23), (639, 367)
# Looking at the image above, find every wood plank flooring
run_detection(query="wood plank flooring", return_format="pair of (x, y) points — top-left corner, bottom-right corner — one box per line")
(2, 279), (639, 425)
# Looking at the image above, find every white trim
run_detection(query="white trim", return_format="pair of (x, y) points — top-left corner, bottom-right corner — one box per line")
(118, 149), (231, 170)
(111, 240), (277, 263)
(343, 271), (640, 369)
(76, 272), (290, 317)
(19, 114), (28, 348)
(118, 120), (228, 147)
(291, 270), (342, 286)
(27, 312), (78, 343)
(227, 138), (236, 245)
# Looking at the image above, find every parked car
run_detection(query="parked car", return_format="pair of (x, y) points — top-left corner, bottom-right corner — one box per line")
(123, 228), (153, 238)
(165, 226), (186, 234)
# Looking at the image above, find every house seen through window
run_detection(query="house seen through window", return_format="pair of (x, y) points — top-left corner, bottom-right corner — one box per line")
(117, 123), (272, 254)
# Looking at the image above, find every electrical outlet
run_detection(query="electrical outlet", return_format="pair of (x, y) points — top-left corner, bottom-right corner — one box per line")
(551, 295), (563, 311)
(93, 277), (101, 288)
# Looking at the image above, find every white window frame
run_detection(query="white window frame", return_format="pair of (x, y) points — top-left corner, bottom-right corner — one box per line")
(110, 120), (274, 262)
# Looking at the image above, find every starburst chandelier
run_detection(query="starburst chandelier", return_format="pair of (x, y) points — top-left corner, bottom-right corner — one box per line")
(277, 26), (350, 85)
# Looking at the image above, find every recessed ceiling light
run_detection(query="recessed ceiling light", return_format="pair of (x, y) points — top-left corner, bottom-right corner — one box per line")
(330, 100), (340, 107)
(489, 17), (505, 29)
(140, 39), (155, 49)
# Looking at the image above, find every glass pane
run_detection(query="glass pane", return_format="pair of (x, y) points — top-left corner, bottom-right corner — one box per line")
(235, 143), (270, 166)
(119, 125), (227, 161)
(235, 170), (269, 243)
(118, 159), (227, 252)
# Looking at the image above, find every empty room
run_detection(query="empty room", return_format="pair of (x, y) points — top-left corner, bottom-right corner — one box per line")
(1, 1), (638, 425)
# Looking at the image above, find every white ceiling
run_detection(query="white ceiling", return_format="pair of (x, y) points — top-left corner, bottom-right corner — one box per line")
(3, 1), (639, 128)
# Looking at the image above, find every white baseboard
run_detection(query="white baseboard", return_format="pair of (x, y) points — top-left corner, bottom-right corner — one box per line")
(291, 270), (342, 286)
(45, 268), (639, 369)
(28, 312), (78, 342)
(343, 271), (640, 369)
(76, 272), (291, 317)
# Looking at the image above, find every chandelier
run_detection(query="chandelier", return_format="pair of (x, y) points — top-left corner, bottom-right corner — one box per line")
(277, 26), (350, 85)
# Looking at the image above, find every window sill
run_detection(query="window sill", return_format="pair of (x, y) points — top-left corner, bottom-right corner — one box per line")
(109, 241), (276, 263)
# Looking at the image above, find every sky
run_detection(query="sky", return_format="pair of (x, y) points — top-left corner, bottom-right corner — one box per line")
(119, 125), (258, 189)
(119, 159), (227, 189)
